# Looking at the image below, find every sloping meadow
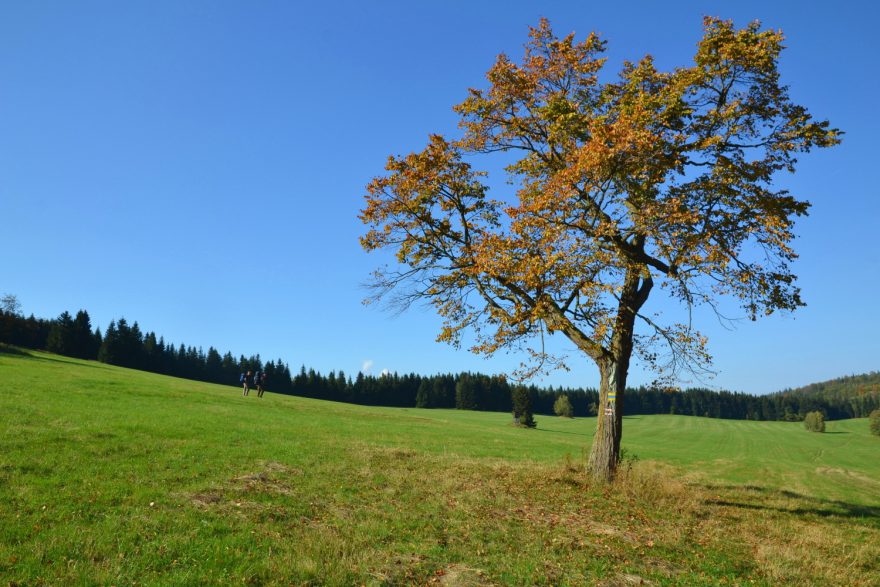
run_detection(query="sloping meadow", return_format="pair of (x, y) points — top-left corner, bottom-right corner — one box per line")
(1, 348), (877, 585)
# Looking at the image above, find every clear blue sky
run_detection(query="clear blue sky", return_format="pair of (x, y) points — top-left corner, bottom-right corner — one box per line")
(2, 1), (877, 394)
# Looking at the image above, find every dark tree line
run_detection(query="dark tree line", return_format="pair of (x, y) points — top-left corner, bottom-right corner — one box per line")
(0, 307), (293, 393)
(1, 305), (877, 421)
(0, 309), (52, 351)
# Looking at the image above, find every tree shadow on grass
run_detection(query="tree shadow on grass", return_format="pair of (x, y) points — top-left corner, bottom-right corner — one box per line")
(18, 351), (107, 370)
(534, 415), (639, 436)
(699, 482), (880, 527)
(0, 344), (31, 356)
(535, 427), (592, 438)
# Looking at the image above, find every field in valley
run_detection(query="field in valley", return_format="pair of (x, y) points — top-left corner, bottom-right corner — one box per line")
(1, 348), (877, 585)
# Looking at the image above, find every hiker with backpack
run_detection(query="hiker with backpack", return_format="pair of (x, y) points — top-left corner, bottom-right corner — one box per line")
(253, 370), (262, 397)
(257, 372), (267, 398)
(241, 370), (252, 396)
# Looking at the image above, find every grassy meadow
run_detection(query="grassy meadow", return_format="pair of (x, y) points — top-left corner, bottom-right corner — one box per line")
(1, 348), (877, 586)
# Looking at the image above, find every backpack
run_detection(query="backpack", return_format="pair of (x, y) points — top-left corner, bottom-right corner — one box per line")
(240, 373), (246, 383)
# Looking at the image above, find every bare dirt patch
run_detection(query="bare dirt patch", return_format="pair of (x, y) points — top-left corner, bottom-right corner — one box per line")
(435, 563), (491, 586)
(232, 460), (302, 495)
(598, 573), (654, 586)
(190, 491), (223, 507)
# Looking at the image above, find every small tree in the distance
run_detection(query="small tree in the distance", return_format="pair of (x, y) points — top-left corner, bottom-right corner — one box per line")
(870, 409), (880, 437)
(512, 386), (536, 428)
(361, 18), (840, 481)
(804, 410), (825, 433)
(554, 394), (575, 418)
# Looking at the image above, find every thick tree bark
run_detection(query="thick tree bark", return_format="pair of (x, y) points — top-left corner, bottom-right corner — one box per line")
(587, 358), (627, 482)
(587, 344), (637, 482)
(586, 268), (647, 482)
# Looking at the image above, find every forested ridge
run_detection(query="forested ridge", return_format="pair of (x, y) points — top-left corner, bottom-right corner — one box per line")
(776, 372), (880, 400)
(1, 306), (876, 421)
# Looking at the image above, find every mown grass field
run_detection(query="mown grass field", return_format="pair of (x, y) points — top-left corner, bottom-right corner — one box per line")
(1, 348), (877, 586)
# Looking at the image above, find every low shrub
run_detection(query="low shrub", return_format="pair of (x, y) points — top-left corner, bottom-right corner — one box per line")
(803, 410), (825, 433)
(553, 394), (574, 418)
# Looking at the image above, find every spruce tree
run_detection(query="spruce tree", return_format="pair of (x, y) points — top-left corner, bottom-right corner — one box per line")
(221, 352), (237, 384)
(280, 362), (293, 393)
(415, 379), (431, 408)
(47, 311), (75, 356)
(431, 377), (448, 408)
(512, 385), (536, 428)
(98, 320), (119, 364)
(143, 332), (159, 372)
(72, 310), (98, 359)
(205, 347), (223, 383)
(455, 373), (478, 410)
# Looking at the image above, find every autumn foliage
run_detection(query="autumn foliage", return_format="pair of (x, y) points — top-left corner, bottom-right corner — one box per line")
(361, 18), (840, 480)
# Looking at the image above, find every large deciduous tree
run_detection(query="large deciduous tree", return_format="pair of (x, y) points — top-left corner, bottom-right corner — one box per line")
(360, 18), (839, 481)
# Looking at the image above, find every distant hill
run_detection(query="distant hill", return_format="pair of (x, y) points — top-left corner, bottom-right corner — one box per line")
(776, 372), (880, 400)
(770, 372), (880, 419)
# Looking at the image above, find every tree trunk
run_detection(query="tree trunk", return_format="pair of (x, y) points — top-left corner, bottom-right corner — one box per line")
(586, 268), (645, 483)
(587, 357), (629, 482)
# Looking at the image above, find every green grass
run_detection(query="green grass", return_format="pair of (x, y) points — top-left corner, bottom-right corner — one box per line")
(1, 348), (878, 586)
